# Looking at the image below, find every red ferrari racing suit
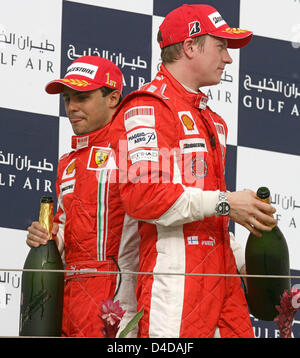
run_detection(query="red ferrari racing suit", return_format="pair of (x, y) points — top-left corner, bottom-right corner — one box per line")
(54, 124), (139, 337)
(109, 64), (253, 338)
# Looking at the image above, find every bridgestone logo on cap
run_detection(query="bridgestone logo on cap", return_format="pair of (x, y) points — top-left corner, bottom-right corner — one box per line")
(189, 21), (201, 36)
(65, 62), (99, 80)
(208, 11), (226, 28)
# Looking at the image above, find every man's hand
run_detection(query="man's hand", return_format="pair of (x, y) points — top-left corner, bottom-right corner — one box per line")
(227, 189), (277, 237)
(26, 221), (59, 247)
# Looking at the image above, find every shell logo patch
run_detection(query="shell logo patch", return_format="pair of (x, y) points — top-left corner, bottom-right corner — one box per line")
(67, 160), (75, 175)
(181, 114), (195, 130)
(87, 146), (111, 171)
(62, 158), (76, 180)
(178, 111), (199, 135)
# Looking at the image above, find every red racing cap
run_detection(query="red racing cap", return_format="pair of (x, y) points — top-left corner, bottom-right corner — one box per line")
(159, 4), (253, 49)
(45, 56), (123, 94)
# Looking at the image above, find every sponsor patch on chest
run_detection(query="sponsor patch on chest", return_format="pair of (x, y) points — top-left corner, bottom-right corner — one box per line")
(60, 179), (75, 196)
(129, 149), (159, 164)
(62, 158), (76, 180)
(124, 106), (155, 131)
(178, 111), (199, 135)
(191, 157), (208, 179)
(127, 128), (158, 151)
(87, 146), (116, 171)
(179, 138), (207, 154)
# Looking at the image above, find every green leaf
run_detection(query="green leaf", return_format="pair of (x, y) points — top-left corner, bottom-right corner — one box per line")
(118, 308), (144, 338)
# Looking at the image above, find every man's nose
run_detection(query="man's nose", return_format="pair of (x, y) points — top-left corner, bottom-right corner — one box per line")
(224, 49), (233, 64)
(66, 97), (79, 113)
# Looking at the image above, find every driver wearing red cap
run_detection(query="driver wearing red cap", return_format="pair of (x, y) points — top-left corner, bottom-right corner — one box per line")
(109, 4), (276, 338)
(26, 56), (139, 337)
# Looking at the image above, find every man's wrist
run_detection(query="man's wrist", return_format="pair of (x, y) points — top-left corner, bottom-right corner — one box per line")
(215, 191), (230, 216)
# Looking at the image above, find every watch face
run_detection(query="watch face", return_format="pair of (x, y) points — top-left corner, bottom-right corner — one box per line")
(219, 202), (230, 215)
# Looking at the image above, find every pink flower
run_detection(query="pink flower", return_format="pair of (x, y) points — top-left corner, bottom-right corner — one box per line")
(99, 298), (126, 338)
(274, 288), (300, 338)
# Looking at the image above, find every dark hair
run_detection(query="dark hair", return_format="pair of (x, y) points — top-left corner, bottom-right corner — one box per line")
(99, 86), (122, 106)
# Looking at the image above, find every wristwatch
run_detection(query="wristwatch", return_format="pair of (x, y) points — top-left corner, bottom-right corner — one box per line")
(215, 191), (230, 216)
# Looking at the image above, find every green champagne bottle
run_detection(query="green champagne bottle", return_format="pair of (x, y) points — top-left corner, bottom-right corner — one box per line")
(19, 196), (64, 336)
(245, 187), (291, 321)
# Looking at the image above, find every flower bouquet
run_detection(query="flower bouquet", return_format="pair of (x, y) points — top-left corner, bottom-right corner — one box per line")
(99, 298), (144, 338)
(274, 288), (300, 338)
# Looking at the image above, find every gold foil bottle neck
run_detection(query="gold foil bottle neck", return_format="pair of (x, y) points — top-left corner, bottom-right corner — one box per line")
(39, 196), (54, 240)
(258, 196), (271, 205)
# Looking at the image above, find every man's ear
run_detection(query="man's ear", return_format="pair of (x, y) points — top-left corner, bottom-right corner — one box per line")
(182, 38), (198, 59)
(107, 90), (121, 108)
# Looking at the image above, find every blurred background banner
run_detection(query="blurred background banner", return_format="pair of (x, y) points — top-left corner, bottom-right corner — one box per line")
(0, 0), (300, 337)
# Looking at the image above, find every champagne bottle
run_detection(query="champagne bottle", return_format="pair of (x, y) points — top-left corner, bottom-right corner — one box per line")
(19, 196), (64, 336)
(245, 187), (291, 321)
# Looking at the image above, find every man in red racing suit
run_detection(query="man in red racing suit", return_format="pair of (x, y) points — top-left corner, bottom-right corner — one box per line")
(109, 4), (276, 338)
(54, 125), (139, 337)
(26, 56), (139, 337)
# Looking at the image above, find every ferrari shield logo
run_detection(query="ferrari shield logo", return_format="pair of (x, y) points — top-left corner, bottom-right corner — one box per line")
(87, 146), (111, 170)
(95, 151), (109, 167)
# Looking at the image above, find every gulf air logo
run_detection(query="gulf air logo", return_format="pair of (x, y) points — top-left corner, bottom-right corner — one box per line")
(189, 21), (201, 36)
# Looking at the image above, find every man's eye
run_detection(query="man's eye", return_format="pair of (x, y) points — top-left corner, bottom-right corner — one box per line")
(78, 95), (88, 101)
